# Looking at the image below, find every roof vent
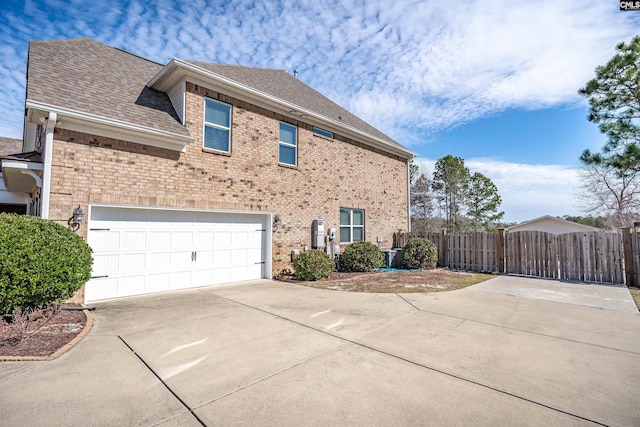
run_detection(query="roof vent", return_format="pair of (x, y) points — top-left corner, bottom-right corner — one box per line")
(293, 69), (298, 79)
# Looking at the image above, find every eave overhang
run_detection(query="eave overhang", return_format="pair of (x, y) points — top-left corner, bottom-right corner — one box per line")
(1, 159), (43, 193)
(25, 100), (195, 152)
(148, 59), (416, 160)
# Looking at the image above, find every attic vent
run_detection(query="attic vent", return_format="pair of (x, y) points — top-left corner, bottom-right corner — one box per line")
(313, 127), (333, 139)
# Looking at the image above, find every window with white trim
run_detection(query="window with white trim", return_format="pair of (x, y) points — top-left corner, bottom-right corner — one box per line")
(204, 98), (231, 153)
(340, 208), (364, 243)
(279, 122), (297, 166)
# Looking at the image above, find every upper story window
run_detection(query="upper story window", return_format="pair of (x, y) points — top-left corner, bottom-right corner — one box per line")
(279, 122), (297, 166)
(313, 127), (333, 139)
(340, 208), (364, 243)
(204, 98), (231, 153)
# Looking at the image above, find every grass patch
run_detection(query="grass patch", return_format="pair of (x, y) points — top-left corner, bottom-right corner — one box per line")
(628, 287), (640, 311)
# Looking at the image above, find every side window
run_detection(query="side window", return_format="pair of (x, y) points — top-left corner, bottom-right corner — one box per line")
(279, 122), (297, 166)
(204, 99), (231, 153)
(340, 208), (364, 243)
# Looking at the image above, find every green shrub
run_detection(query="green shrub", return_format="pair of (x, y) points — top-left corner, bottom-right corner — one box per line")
(292, 249), (334, 281)
(400, 238), (437, 270)
(0, 214), (93, 316)
(340, 241), (385, 272)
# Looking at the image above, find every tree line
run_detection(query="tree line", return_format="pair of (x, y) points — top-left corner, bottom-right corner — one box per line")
(410, 155), (504, 233)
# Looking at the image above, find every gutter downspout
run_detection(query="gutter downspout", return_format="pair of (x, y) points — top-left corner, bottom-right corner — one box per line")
(40, 112), (56, 219)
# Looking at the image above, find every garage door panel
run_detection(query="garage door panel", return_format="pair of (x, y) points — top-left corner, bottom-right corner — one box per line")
(214, 249), (231, 267)
(171, 250), (193, 270)
(173, 231), (193, 249)
(194, 231), (214, 247)
(193, 269), (214, 287)
(85, 277), (118, 301)
(120, 231), (146, 250)
(92, 253), (119, 275)
(248, 231), (262, 247)
(171, 271), (192, 289)
(215, 231), (232, 247)
(195, 249), (215, 265)
(86, 206), (267, 302)
(148, 273), (171, 293)
(233, 231), (249, 246)
(247, 263), (262, 278)
(248, 247), (262, 262)
(147, 252), (171, 273)
(120, 275), (145, 296)
(88, 231), (120, 252)
(231, 248), (249, 266)
(148, 231), (171, 249)
(120, 253), (146, 273)
(213, 268), (231, 285)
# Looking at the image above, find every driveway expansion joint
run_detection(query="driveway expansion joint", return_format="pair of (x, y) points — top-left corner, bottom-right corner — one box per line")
(395, 293), (421, 310)
(415, 307), (640, 355)
(201, 289), (613, 425)
(118, 336), (206, 427)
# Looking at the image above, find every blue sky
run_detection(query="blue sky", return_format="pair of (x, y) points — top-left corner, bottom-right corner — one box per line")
(0, 0), (638, 223)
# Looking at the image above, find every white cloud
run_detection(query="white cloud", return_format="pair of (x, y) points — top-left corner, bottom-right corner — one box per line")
(0, 0), (637, 146)
(414, 156), (582, 224)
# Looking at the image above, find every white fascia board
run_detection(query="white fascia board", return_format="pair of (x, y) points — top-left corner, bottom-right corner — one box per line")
(26, 100), (194, 152)
(1, 160), (44, 171)
(150, 60), (415, 159)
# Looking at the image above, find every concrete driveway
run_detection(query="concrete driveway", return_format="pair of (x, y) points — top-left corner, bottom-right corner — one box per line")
(1, 275), (639, 426)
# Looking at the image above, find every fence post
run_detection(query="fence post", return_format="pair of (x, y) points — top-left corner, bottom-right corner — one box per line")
(622, 227), (634, 286)
(497, 228), (505, 274)
(440, 228), (448, 267)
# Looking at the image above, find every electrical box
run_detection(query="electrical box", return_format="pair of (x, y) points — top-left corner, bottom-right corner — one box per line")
(312, 219), (325, 248)
(328, 228), (336, 240)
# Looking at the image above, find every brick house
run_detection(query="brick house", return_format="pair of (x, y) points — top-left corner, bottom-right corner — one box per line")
(1, 38), (414, 302)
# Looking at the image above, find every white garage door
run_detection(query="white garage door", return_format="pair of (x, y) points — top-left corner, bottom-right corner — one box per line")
(85, 206), (269, 302)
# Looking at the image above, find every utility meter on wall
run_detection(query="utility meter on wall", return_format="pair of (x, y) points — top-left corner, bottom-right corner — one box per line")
(312, 219), (325, 248)
(327, 228), (336, 240)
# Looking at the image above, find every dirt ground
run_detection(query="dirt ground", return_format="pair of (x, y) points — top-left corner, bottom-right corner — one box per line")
(0, 305), (87, 358)
(293, 268), (495, 293)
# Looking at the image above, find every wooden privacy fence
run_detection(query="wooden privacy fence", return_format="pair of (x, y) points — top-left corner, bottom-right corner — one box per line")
(394, 229), (627, 284)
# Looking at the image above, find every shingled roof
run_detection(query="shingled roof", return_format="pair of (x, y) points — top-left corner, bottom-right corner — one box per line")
(185, 62), (402, 150)
(26, 38), (189, 137)
(0, 137), (22, 156)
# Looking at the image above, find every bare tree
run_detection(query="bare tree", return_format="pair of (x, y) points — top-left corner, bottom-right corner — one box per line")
(576, 163), (640, 229)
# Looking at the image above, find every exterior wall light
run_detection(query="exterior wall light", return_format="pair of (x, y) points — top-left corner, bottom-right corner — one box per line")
(272, 214), (282, 232)
(68, 205), (85, 231)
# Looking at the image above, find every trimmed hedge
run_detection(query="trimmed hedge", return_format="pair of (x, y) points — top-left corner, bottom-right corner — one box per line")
(293, 249), (334, 281)
(0, 214), (93, 315)
(400, 238), (437, 270)
(340, 241), (385, 272)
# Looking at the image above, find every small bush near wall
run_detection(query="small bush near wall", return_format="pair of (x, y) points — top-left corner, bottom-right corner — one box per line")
(293, 250), (334, 281)
(0, 214), (93, 317)
(340, 241), (385, 272)
(401, 238), (437, 270)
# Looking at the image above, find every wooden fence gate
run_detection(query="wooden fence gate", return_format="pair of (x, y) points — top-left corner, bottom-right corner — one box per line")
(394, 229), (626, 284)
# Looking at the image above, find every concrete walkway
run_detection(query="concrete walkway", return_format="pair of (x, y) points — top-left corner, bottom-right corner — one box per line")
(1, 276), (639, 426)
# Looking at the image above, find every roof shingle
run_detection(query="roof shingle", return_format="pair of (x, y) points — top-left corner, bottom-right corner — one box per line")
(27, 38), (189, 137)
(0, 137), (22, 156)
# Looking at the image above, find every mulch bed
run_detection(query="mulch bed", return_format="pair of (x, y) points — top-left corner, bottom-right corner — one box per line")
(0, 304), (88, 358)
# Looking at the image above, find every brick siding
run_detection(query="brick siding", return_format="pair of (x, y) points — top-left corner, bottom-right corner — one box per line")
(48, 82), (409, 276)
